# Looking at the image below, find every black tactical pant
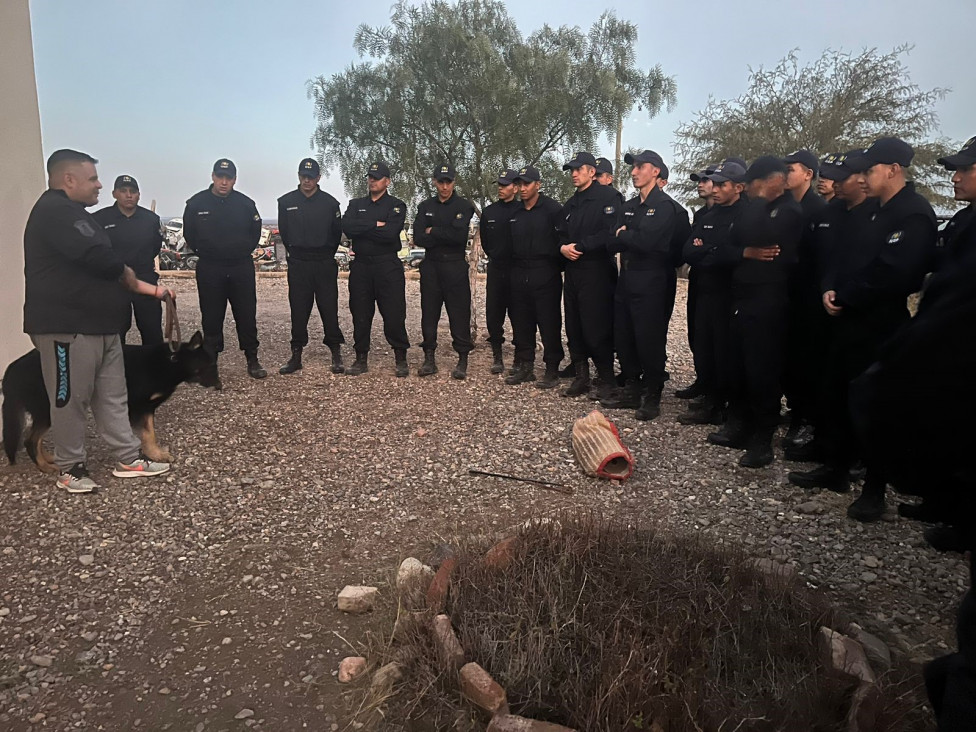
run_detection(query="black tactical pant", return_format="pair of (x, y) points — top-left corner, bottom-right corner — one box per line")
(121, 269), (163, 346)
(485, 259), (512, 346)
(614, 262), (675, 391)
(563, 259), (616, 367)
(784, 291), (830, 421)
(348, 254), (409, 354)
(691, 274), (733, 403)
(509, 261), (564, 366)
(419, 257), (473, 354)
(286, 257), (345, 349)
(195, 258), (258, 356)
(686, 267), (699, 354)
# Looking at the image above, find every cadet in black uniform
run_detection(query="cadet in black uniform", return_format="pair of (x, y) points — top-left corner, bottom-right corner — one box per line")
(276, 158), (345, 376)
(93, 174), (164, 345)
(792, 138), (937, 522)
(480, 168), (519, 374)
(341, 161), (409, 377)
(506, 165), (565, 388)
(415, 163), (476, 380)
(707, 156), (803, 469)
(594, 157), (617, 189)
(183, 159), (265, 384)
(558, 152), (620, 400)
(678, 162), (748, 426)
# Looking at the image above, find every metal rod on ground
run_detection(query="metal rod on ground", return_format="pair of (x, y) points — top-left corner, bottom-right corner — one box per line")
(468, 469), (573, 495)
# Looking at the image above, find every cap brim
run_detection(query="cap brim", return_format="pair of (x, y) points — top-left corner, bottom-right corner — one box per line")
(213, 172), (235, 178)
(434, 175), (455, 182)
(938, 153), (976, 170)
(819, 168), (852, 182)
(367, 173), (385, 179)
(497, 178), (516, 185)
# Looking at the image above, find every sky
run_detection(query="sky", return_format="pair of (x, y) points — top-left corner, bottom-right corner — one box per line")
(30, 0), (975, 218)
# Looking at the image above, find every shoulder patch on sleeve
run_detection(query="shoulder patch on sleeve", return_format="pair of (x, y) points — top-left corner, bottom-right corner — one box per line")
(455, 212), (464, 219)
(73, 220), (96, 238)
(887, 230), (902, 244)
(253, 214), (260, 221)
(604, 206), (615, 214)
(393, 206), (401, 214)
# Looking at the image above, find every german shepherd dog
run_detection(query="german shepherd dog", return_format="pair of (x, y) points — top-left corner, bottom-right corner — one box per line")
(2, 331), (217, 472)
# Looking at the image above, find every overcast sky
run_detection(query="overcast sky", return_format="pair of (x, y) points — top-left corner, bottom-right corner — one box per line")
(30, 0), (975, 217)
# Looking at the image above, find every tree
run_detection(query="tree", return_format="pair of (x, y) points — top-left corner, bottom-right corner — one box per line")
(306, 0), (676, 211)
(671, 47), (955, 209)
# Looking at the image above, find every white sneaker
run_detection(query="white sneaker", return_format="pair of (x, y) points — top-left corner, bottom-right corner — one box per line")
(113, 455), (171, 478)
(57, 463), (100, 494)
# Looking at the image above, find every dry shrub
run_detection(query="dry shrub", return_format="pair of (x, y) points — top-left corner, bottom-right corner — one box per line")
(359, 515), (931, 732)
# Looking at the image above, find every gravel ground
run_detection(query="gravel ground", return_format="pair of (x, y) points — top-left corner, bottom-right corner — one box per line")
(0, 273), (965, 731)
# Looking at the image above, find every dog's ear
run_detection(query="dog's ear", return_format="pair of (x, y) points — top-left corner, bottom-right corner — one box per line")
(188, 331), (204, 350)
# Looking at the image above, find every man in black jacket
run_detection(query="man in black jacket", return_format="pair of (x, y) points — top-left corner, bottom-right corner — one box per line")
(24, 149), (173, 493)
(415, 163), (476, 380)
(92, 174), (164, 345)
(276, 158), (345, 375)
(341, 161), (409, 376)
(183, 159), (265, 384)
(479, 168), (520, 374)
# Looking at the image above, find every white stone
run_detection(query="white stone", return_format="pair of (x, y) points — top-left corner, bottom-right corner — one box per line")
(337, 585), (378, 614)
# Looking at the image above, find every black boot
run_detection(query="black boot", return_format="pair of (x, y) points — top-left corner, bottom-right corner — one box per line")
(600, 379), (642, 409)
(923, 525), (969, 553)
(279, 347), (303, 375)
(418, 349), (437, 377)
(707, 417), (750, 449)
(847, 481), (886, 522)
(635, 389), (662, 421)
(505, 361), (536, 385)
(788, 464), (851, 492)
(394, 348), (409, 378)
(330, 345), (345, 374)
(507, 360), (521, 377)
(591, 364), (616, 402)
(245, 352), (267, 379)
(452, 353), (468, 380)
(558, 361), (576, 378)
(346, 352), (369, 376)
(490, 344), (504, 375)
(675, 380), (704, 399)
(739, 428), (775, 468)
(677, 399), (724, 425)
(562, 361), (590, 397)
(783, 438), (826, 463)
(534, 364), (559, 389)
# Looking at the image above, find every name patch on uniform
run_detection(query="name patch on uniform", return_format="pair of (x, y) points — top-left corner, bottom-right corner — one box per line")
(604, 206), (615, 214)
(645, 209), (655, 216)
(769, 209), (779, 218)
(818, 222), (830, 228)
(73, 220), (96, 237)
(624, 211), (635, 217)
(888, 231), (903, 244)
(253, 214), (260, 221)
(286, 206), (298, 211)
(455, 213), (464, 219)
(103, 223), (116, 229)
(425, 212), (434, 217)
(393, 207), (401, 214)
(197, 210), (210, 216)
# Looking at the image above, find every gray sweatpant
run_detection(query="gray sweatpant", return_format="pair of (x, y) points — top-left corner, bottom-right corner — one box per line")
(30, 333), (141, 471)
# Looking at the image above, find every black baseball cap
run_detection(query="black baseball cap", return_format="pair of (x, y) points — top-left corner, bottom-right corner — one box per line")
(562, 152), (597, 170)
(513, 165), (541, 182)
(819, 151), (862, 181)
(705, 162), (746, 184)
(594, 157), (613, 175)
(298, 158), (320, 177)
(433, 163), (456, 181)
(213, 159), (236, 178)
(723, 157), (748, 169)
(690, 164), (718, 182)
(938, 136), (976, 170)
(783, 149), (820, 175)
(624, 150), (666, 169)
(367, 161), (391, 179)
(658, 162), (669, 181)
(496, 168), (518, 185)
(745, 155), (788, 183)
(113, 174), (139, 191)
(861, 137), (914, 167)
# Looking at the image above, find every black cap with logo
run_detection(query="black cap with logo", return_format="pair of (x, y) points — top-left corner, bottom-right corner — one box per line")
(705, 162), (747, 184)
(298, 158), (320, 177)
(562, 152), (597, 171)
(213, 159), (237, 178)
(819, 151), (863, 181)
(691, 164), (718, 182)
(745, 155), (788, 183)
(367, 161), (391, 180)
(594, 157), (613, 175)
(624, 150), (666, 169)
(861, 137), (915, 168)
(783, 149), (820, 175)
(938, 136), (976, 170)
(496, 168), (518, 185)
(114, 174), (139, 191)
(433, 163), (456, 181)
(514, 165), (541, 182)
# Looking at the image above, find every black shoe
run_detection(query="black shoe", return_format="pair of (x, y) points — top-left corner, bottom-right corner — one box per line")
(675, 381), (704, 399)
(346, 352), (369, 376)
(490, 345), (504, 375)
(558, 362), (576, 379)
(923, 525), (969, 553)
(330, 346), (345, 374)
(601, 382), (642, 410)
(279, 348), (303, 375)
(394, 349), (408, 378)
(246, 354), (267, 379)
(635, 391), (661, 421)
(783, 439), (826, 463)
(451, 353), (468, 380)
(707, 420), (749, 450)
(788, 465), (851, 492)
(535, 366), (559, 389)
(739, 433), (774, 468)
(897, 500), (942, 522)
(592, 379), (615, 403)
(418, 349), (437, 377)
(508, 360), (521, 377)
(847, 486), (886, 522)
(505, 362), (536, 385)
(562, 362), (590, 397)
(677, 406), (723, 425)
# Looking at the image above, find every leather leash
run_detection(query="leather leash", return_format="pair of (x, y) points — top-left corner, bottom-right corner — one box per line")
(163, 292), (181, 352)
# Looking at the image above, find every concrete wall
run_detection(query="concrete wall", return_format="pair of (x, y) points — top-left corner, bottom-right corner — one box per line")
(0, 0), (44, 372)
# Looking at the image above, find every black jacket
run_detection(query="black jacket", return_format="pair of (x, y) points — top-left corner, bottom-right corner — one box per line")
(414, 193), (475, 262)
(341, 192), (407, 257)
(479, 198), (520, 261)
(183, 187), (262, 262)
(277, 187), (342, 261)
(510, 194), (563, 263)
(729, 193), (804, 286)
(91, 204), (163, 276)
(23, 189), (128, 334)
(682, 197), (748, 290)
(610, 185), (676, 265)
(558, 182), (620, 264)
(818, 197), (880, 294)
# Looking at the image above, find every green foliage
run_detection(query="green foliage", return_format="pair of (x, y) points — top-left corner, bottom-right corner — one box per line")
(307, 1), (675, 210)
(672, 47), (956, 210)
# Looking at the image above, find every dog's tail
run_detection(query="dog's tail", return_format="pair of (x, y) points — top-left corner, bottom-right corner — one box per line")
(2, 381), (25, 465)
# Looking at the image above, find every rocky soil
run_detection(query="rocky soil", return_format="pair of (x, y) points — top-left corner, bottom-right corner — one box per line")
(0, 274), (964, 730)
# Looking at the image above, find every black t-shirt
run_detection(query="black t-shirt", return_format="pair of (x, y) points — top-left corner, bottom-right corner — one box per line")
(92, 204), (163, 276)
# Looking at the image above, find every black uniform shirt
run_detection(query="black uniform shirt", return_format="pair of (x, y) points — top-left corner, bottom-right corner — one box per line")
(414, 192), (475, 261)
(510, 194), (563, 262)
(183, 187), (262, 262)
(24, 189), (128, 335)
(277, 187), (342, 261)
(817, 198), (880, 294)
(558, 182), (620, 262)
(934, 204), (976, 272)
(92, 204), (163, 277)
(729, 193), (804, 286)
(682, 197), (748, 288)
(341, 191), (407, 257)
(479, 198), (520, 261)
(834, 182), (937, 310)
(919, 204), (976, 312)
(610, 185), (676, 263)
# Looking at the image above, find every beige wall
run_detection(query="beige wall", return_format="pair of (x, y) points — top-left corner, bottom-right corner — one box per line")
(0, 0), (44, 371)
